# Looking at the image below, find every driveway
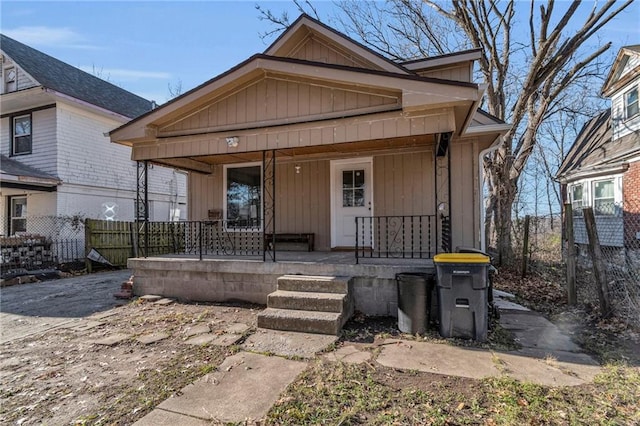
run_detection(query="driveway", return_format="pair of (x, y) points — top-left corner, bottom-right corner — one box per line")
(0, 269), (131, 343)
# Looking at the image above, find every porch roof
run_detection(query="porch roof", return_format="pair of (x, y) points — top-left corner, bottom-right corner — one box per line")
(0, 155), (60, 191)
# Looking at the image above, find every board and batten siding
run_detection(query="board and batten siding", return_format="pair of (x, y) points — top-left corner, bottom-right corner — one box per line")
(0, 107), (58, 176)
(417, 64), (472, 83)
(449, 140), (480, 249)
(160, 78), (399, 134)
(287, 37), (374, 69)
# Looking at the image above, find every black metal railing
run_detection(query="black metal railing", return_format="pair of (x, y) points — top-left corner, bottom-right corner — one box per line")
(441, 215), (451, 253)
(355, 215), (437, 263)
(139, 220), (263, 259)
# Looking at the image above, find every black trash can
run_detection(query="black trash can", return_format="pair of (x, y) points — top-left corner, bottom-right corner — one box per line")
(396, 272), (434, 334)
(434, 253), (490, 341)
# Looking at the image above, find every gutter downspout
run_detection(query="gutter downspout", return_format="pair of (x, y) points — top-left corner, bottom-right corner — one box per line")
(479, 136), (502, 252)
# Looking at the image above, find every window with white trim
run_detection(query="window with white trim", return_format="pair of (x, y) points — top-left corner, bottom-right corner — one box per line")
(4, 66), (16, 93)
(593, 179), (616, 216)
(10, 197), (27, 234)
(225, 164), (262, 229)
(570, 184), (584, 216)
(12, 114), (32, 155)
(625, 87), (639, 119)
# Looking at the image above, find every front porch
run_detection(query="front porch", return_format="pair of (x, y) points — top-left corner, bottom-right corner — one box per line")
(129, 250), (434, 318)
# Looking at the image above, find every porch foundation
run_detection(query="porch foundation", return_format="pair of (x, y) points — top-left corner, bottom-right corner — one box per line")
(128, 256), (434, 317)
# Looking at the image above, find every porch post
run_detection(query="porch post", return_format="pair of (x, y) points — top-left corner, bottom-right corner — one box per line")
(263, 150), (276, 262)
(136, 160), (149, 257)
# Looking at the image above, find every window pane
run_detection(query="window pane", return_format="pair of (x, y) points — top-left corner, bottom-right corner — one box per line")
(12, 218), (26, 233)
(626, 89), (639, 118)
(354, 169), (364, 188)
(594, 180), (613, 198)
(14, 136), (31, 154)
(11, 198), (27, 217)
(571, 185), (582, 201)
(343, 190), (353, 207)
(226, 166), (261, 227)
(14, 116), (31, 136)
(342, 170), (353, 189)
(353, 189), (365, 207)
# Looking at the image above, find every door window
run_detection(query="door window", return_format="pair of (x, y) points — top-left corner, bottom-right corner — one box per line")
(342, 169), (365, 207)
(10, 197), (27, 234)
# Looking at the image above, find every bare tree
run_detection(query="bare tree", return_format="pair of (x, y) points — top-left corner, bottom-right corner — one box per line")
(259, 0), (632, 261)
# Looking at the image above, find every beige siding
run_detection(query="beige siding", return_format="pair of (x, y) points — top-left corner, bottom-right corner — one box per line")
(373, 150), (435, 216)
(288, 37), (371, 68)
(188, 171), (222, 221)
(160, 78), (399, 134)
(418, 64), (471, 82)
(449, 140), (479, 249)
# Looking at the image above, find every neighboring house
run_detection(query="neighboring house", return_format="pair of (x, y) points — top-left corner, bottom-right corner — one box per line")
(111, 14), (509, 254)
(557, 45), (640, 248)
(0, 34), (187, 241)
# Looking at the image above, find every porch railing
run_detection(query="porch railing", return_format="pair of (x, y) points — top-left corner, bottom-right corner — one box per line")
(355, 215), (437, 263)
(139, 220), (263, 259)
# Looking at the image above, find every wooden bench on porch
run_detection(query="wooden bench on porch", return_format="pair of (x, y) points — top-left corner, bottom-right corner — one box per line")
(265, 233), (315, 252)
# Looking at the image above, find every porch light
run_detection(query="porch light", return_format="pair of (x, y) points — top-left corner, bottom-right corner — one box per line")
(226, 136), (239, 147)
(295, 165), (301, 174)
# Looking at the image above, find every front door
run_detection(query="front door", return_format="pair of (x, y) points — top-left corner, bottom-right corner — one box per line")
(331, 159), (373, 248)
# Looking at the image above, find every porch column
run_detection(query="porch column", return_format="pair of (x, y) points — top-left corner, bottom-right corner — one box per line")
(435, 132), (452, 252)
(263, 150), (276, 261)
(136, 160), (149, 257)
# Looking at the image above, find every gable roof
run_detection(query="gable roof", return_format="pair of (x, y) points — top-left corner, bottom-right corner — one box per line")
(556, 109), (640, 182)
(601, 45), (640, 97)
(0, 34), (152, 118)
(264, 14), (410, 75)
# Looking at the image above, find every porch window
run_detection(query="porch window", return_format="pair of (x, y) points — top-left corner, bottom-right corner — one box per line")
(10, 197), (27, 234)
(342, 169), (365, 207)
(625, 87), (638, 119)
(12, 114), (32, 155)
(225, 164), (261, 228)
(593, 179), (615, 216)
(570, 184), (583, 216)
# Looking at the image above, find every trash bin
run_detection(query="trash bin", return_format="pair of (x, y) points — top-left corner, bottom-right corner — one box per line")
(434, 253), (490, 341)
(395, 272), (434, 334)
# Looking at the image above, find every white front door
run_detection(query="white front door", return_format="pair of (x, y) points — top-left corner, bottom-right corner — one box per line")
(331, 159), (373, 248)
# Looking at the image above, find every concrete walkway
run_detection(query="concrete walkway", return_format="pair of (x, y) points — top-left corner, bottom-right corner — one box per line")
(135, 291), (601, 424)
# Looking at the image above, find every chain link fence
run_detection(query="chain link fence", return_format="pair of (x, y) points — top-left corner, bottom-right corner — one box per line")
(1, 215), (85, 276)
(573, 200), (640, 325)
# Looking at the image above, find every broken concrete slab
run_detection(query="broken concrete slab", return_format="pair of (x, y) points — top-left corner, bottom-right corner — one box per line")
(242, 329), (337, 358)
(91, 333), (131, 346)
(154, 352), (307, 423)
(133, 408), (211, 426)
(376, 339), (500, 379)
(500, 311), (582, 352)
(86, 310), (119, 320)
(154, 298), (175, 306)
(68, 320), (105, 332)
(136, 332), (170, 345)
(183, 324), (210, 337)
(184, 334), (217, 346)
(210, 333), (242, 347)
(225, 322), (250, 335)
(323, 345), (372, 364)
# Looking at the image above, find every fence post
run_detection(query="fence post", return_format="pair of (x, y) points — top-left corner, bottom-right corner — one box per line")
(130, 221), (139, 258)
(583, 207), (612, 318)
(564, 204), (577, 305)
(85, 219), (93, 273)
(521, 215), (530, 278)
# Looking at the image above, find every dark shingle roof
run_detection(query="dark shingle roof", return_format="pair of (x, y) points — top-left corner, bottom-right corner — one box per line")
(556, 109), (640, 180)
(0, 155), (60, 183)
(0, 34), (152, 118)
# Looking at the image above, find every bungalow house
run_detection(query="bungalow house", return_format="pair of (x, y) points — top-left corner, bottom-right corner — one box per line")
(110, 15), (510, 334)
(557, 45), (640, 251)
(0, 34), (187, 270)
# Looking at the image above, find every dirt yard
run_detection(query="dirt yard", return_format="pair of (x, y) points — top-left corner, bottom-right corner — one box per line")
(0, 298), (259, 425)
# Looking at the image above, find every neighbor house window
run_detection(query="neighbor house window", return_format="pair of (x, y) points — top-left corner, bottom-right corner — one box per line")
(10, 197), (27, 234)
(225, 164), (261, 228)
(12, 114), (32, 155)
(4, 66), (16, 93)
(570, 184), (584, 216)
(625, 87), (639, 119)
(593, 179), (615, 216)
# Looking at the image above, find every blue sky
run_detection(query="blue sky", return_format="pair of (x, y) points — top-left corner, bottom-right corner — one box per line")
(2, 1), (639, 104)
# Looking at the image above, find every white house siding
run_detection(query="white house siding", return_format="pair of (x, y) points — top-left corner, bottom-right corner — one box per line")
(0, 107), (58, 176)
(54, 101), (186, 221)
(611, 76), (640, 140)
(0, 57), (38, 93)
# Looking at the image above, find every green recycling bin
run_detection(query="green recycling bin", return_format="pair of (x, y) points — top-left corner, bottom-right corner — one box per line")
(434, 253), (490, 341)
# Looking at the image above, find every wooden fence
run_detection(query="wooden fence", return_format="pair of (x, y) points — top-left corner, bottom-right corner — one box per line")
(84, 220), (182, 271)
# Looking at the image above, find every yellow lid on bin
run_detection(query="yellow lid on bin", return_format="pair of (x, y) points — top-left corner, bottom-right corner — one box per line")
(433, 253), (490, 263)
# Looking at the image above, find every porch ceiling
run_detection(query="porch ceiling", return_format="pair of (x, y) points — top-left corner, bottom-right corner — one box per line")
(149, 134), (435, 173)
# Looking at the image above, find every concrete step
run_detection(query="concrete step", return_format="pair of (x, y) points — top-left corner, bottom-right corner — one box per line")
(277, 275), (350, 294)
(257, 308), (345, 335)
(268, 290), (347, 313)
